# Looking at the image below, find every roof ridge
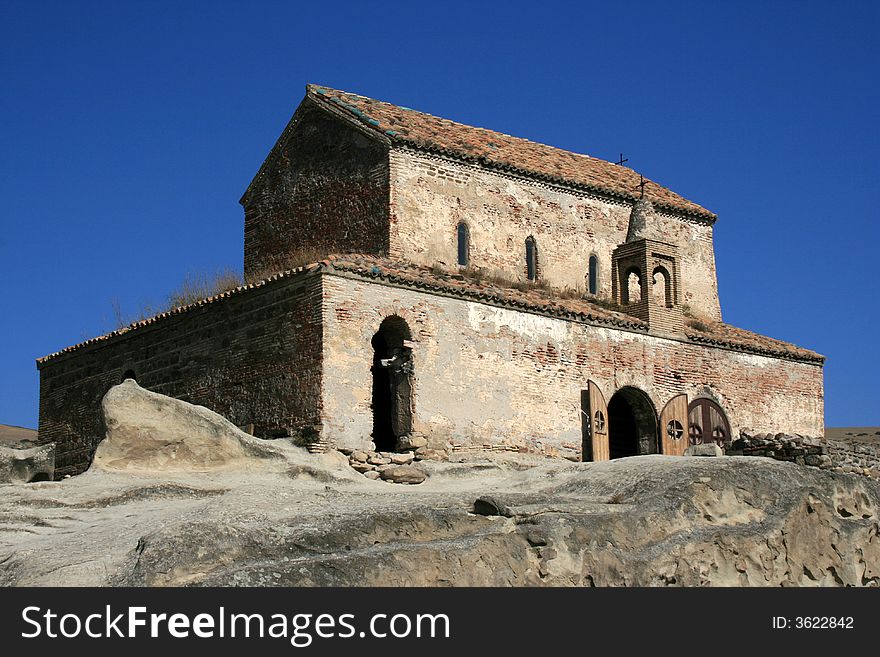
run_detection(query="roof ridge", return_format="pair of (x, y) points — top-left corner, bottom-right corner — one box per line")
(310, 84), (615, 163)
(306, 84), (713, 220)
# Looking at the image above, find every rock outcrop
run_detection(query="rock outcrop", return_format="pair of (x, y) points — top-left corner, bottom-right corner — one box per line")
(93, 380), (288, 473)
(0, 443), (54, 484)
(1, 383), (877, 586)
(1, 451), (878, 586)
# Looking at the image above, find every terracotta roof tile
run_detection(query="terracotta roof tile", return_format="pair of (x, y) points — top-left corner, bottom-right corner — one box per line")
(685, 320), (824, 364)
(37, 255), (822, 365)
(308, 85), (715, 221)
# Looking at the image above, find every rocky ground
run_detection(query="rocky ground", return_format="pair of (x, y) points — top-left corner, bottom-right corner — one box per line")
(1, 384), (878, 587)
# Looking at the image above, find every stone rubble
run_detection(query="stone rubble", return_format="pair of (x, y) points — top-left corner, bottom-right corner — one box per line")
(734, 431), (880, 480)
(339, 433), (443, 483)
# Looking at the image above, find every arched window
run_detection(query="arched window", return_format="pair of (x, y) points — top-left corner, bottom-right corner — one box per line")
(652, 266), (672, 307)
(588, 255), (599, 295)
(456, 222), (469, 266)
(624, 268), (642, 304)
(525, 236), (538, 282)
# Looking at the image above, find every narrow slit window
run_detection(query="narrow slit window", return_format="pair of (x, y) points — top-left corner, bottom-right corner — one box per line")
(588, 255), (598, 295)
(525, 236), (538, 281)
(456, 222), (469, 266)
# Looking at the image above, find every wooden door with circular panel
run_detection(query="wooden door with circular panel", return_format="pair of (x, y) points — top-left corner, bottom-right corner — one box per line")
(580, 381), (609, 462)
(687, 398), (730, 448)
(660, 394), (689, 456)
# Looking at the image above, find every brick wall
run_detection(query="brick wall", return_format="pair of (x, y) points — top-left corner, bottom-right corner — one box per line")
(320, 273), (822, 457)
(387, 149), (722, 321)
(38, 275), (324, 477)
(241, 99), (390, 280)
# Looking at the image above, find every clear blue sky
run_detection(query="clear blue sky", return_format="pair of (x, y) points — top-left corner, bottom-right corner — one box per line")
(1, 1), (877, 429)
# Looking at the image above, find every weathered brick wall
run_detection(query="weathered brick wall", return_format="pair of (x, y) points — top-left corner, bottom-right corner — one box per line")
(241, 100), (390, 280)
(38, 275), (324, 477)
(321, 273), (822, 457)
(387, 149), (722, 320)
(734, 432), (880, 480)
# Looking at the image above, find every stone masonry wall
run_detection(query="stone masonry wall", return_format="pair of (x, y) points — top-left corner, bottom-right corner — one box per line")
(241, 100), (390, 280)
(388, 149), (722, 321)
(734, 432), (880, 480)
(38, 275), (324, 477)
(320, 273), (823, 457)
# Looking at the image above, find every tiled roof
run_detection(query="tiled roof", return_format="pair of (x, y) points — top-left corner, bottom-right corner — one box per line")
(307, 85), (715, 221)
(685, 320), (824, 364)
(38, 255), (822, 365)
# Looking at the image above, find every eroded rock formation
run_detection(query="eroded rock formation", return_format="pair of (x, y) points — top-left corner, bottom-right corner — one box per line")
(0, 383), (877, 586)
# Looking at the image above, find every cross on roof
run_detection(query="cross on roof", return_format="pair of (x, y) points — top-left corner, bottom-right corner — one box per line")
(615, 153), (628, 166)
(637, 175), (648, 199)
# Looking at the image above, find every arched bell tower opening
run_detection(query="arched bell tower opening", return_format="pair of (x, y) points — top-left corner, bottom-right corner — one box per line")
(611, 197), (684, 334)
(624, 267), (643, 305)
(371, 316), (414, 452)
(652, 266), (672, 307)
(607, 387), (658, 458)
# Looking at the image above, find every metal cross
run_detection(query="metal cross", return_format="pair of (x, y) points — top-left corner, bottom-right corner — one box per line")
(615, 153), (628, 166)
(637, 175), (648, 199)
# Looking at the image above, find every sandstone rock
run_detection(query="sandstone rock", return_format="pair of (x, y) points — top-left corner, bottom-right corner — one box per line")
(368, 455), (391, 466)
(350, 451), (368, 463)
(91, 380), (284, 472)
(390, 453), (414, 465)
(414, 447), (448, 461)
(363, 471), (381, 480)
(1, 448), (879, 588)
(685, 444), (723, 457)
(0, 443), (55, 484)
(379, 465), (427, 484)
(350, 462), (374, 474)
(397, 434), (427, 450)
(473, 496), (511, 517)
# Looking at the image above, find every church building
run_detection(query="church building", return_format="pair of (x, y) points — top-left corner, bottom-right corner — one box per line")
(37, 85), (825, 477)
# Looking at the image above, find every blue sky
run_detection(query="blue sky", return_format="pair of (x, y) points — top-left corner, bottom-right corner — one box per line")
(1, 1), (877, 428)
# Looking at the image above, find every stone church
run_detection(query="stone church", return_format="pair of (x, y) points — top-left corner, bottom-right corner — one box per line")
(37, 85), (825, 478)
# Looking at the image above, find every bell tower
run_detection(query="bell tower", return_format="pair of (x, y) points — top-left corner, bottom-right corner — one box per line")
(611, 196), (684, 335)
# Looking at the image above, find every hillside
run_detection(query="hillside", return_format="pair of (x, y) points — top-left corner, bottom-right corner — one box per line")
(0, 424), (37, 448)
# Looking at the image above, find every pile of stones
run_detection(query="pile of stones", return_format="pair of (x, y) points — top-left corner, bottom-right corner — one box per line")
(338, 433), (447, 484)
(732, 432), (829, 466)
(733, 432), (880, 479)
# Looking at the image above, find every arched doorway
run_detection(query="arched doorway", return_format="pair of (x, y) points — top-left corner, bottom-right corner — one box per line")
(371, 316), (414, 452)
(688, 398), (730, 448)
(607, 387), (658, 458)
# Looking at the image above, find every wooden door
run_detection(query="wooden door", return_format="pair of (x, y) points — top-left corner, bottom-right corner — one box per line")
(688, 398), (730, 448)
(659, 394), (688, 456)
(581, 380), (609, 461)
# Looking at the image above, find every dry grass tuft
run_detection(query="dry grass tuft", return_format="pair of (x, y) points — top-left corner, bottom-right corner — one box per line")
(167, 268), (243, 310)
(111, 267), (244, 329)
